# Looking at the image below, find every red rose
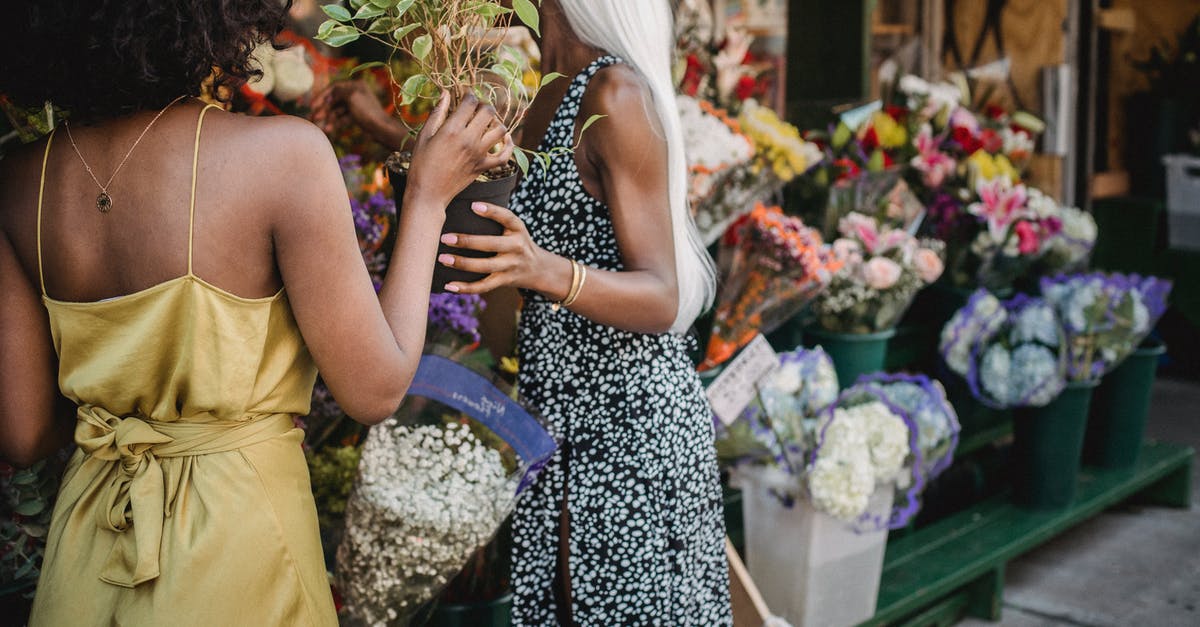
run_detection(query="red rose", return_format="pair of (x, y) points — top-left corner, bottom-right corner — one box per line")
(862, 127), (881, 153)
(980, 128), (1004, 154)
(885, 104), (909, 121)
(985, 104), (1006, 120)
(735, 75), (757, 101)
(952, 126), (982, 155)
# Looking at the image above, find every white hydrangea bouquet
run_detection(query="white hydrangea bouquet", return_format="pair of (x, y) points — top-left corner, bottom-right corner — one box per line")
(335, 352), (556, 626)
(939, 290), (1068, 408)
(806, 399), (915, 527)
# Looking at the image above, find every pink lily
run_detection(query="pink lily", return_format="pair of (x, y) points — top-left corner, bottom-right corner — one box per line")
(969, 177), (1029, 244)
(910, 124), (957, 189)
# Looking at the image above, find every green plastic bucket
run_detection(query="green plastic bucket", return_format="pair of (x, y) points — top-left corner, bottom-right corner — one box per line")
(1085, 339), (1167, 469)
(803, 326), (896, 388)
(1011, 380), (1099, 509)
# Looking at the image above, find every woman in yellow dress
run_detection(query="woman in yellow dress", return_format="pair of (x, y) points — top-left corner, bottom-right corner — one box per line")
(0, 2), (511, 625)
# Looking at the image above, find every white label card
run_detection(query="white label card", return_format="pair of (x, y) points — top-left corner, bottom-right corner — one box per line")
(705, 334), (779, 427)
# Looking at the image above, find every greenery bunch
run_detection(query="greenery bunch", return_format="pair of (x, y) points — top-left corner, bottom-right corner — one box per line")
(316, 0), (598, 174)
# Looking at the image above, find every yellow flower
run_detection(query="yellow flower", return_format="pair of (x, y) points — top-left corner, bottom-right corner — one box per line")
(868, 111), (908, 149)
(499, 356), (520, 375)
(738, 101), (823, 183)
(968, 150), (1020, 187)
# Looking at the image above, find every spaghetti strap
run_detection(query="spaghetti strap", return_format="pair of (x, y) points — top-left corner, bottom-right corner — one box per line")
(188, 104), (220, 275)
(36, 130), (56, 297)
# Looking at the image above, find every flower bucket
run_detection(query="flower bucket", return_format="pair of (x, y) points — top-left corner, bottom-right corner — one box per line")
(741, 467), (892, 627)
(420, 592), (513, 627)
(387, 153), (518, 293)
(1084, 339), (1167, 469)
(804, 326), (896, 388)
(1011, 380), (1099, 509)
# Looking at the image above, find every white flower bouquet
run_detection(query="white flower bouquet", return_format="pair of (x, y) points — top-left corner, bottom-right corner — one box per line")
(939, 290), (1068, 408)
(812, 212), (945, 334)
(851, 373), (961, 481)
(335, 353), (556, 626)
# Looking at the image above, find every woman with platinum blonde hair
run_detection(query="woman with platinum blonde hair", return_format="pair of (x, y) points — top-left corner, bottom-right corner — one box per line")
(441, 0), (731, 624)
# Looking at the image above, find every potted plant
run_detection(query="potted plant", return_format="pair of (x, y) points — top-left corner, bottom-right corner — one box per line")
(316, 0), (590, 292)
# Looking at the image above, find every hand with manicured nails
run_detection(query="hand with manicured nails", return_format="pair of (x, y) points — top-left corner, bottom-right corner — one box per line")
(401, 92), (515, 209)
(437, 202), (570, 299)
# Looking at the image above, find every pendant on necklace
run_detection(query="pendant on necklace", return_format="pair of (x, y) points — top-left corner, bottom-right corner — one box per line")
(96, 192), (112, 213)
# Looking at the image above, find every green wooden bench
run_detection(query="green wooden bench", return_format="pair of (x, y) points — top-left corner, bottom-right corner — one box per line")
(861, 440), (1194, 626)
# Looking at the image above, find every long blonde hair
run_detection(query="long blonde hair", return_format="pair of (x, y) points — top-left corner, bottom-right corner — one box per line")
(557, 0), (716, 333)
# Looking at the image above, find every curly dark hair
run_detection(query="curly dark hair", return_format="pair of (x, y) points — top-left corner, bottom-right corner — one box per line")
(0, 1), (290, 122)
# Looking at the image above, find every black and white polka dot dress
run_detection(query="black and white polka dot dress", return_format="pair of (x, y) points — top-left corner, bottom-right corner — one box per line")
(509, 56), (732, 626)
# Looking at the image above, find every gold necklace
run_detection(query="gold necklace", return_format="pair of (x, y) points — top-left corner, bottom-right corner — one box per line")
(63, 95), (188, 213)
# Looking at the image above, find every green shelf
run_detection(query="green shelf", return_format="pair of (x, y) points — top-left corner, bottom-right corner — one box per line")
(860, 440), (1194, 626)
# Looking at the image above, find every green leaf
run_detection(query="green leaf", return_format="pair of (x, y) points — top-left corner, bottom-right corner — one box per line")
(368, 0), (392, 7)
(394, 0), (417, 17)
(350, 0), (368, 9)
(321, 25), (361, 47)
(321, 3), (353, 22)
(579, 113), (605, 135)
(317, 19), (337, 39)
(392, 23), (419, 42)
(348, 61), (387, 76)
(366, 16), (399, 34)
(14, 499), (45, 516)
(400, 74), (429, 106)
(539, 71), (565, 89)
(513, 149), (530, 175)
(832, 122), (852, 150)
(867, 149), (886, 172)
(411, 33), (433, 61)
(512, 0), (539, 36)
(353, 4), (386, 20)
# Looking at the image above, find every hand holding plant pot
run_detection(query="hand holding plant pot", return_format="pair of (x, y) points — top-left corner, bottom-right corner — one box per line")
(317, 0), (554, 292)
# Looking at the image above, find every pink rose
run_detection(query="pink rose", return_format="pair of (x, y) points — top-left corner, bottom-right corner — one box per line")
(914, 248), (945, 283)
(862, 257), (902, 290)
(833, 238), (862, 261)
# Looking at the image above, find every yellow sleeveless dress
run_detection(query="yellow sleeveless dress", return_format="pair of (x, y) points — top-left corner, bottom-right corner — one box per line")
(29, 106), (339, 626)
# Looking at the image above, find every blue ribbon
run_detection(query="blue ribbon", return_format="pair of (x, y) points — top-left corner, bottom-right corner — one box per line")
(409, 354), (557, 491)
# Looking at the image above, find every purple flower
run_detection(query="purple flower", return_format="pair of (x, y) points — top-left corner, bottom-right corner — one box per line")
(428, 293), (486, 344)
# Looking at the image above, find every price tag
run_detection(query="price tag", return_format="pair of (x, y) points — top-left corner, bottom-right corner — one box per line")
(705, 334), (778, 426)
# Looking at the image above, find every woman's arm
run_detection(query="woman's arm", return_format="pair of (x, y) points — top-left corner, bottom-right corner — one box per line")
(438, 68), (682, 334)
(0, 229), (72, 466)
(274, 94), (513, 424)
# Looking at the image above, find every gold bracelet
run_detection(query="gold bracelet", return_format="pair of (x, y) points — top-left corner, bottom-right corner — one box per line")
(562, 263), (587, 308)
(551, 259), (581, 312)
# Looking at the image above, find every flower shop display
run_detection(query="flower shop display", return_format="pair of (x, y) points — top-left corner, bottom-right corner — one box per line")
(740, 392), (921, 627)
(937, 290), (1076, 507)
(701, 204), (842, 370)
(1039, 273), (1174, 471)
(803, 212), (944, 385)
(677, 94), (759, 244)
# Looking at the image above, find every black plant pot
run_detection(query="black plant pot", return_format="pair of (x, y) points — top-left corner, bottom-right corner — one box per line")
(387, 154), (519, 293)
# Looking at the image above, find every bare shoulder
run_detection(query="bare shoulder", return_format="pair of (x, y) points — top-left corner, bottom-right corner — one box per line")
(203, 110), (336, 169)
(579, 64), (666, 166)
(582, 64), (657, 125)
(199, 111), (344, 217)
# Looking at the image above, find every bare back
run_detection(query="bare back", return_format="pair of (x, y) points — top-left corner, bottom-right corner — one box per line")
(0, 101), (325, 303)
